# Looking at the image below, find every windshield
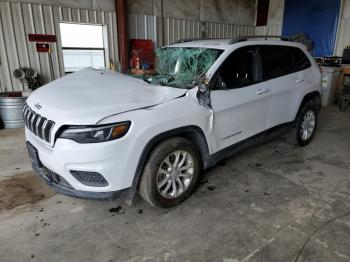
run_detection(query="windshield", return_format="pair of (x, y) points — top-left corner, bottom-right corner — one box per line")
(145, 47), (223, 89)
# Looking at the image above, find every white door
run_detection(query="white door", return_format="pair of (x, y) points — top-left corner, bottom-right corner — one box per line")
(258, 45), (312, 128)
(210, 46), (270, 151)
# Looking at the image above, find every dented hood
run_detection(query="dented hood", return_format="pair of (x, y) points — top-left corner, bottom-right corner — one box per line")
(27, 68), (187, 125)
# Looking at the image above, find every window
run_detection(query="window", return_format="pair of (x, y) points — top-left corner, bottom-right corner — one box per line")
(60, 23), (105, 73)
(259, 45), (295, 80)
(214, 46), (259, 90)
(291, 48), (311, 71)
(259, 45), (311, 80)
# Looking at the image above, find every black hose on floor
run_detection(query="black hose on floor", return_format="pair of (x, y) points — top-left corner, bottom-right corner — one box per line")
(293, 212), (350, 262)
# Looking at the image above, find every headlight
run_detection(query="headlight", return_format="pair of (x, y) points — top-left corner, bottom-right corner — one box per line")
(59, 121), (131, 143)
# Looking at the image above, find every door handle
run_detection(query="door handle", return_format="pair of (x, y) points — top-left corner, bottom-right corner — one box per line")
(256, 89), (269, 95)
(296, 79), (305, 83)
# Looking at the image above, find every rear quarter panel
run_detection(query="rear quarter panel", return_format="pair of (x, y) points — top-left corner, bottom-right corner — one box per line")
(292, 49), (322, 119)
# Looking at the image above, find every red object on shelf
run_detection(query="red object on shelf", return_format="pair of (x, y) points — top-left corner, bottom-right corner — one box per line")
(130, 39), (155, 69)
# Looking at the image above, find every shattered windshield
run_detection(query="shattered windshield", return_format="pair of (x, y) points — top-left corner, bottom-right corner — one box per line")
(145, 47), (223, 89)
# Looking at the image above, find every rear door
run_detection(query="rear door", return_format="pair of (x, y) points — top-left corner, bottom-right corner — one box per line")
(210, 46), (270, 151)
(257, 45), (312, 128)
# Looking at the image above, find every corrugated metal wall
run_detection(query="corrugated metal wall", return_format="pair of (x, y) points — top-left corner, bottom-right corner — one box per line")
(129, 14), (158, 44)
(129, 14), (202, 47)
(255, 25), (282, 36)
(129, 14), (257, 48)
(205, 22), (255, 39)
(0, 1), (118, 92)
(163, 17), (202, 46)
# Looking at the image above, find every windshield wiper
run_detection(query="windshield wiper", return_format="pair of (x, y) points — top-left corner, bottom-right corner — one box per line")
(142, 74), (151, 84)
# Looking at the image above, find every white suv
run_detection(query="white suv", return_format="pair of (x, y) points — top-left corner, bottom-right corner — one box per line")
(24, 37), (321, 208)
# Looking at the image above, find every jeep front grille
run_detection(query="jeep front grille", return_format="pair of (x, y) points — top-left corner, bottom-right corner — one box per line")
(22, 104), (55, 143)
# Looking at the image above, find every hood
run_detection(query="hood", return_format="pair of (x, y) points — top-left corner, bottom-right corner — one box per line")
(27, 68), (187, 125)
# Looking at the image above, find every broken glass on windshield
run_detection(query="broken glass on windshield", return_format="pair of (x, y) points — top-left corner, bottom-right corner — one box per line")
(146, 47), (223, 88)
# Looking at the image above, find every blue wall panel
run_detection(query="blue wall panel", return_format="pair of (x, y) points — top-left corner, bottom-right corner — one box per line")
(282, 0), (341, 57)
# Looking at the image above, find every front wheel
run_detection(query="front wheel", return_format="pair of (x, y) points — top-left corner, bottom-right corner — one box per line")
(286, 99), (319, 146)
(138, 137), (201, 208)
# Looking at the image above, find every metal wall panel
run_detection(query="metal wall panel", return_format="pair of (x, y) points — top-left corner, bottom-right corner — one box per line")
(129, 14), (258, 48)
(129, 14), (158, 44)
(255, 25), (282, 36)
(163, 17), (202, 46)
(129, 14), (202, 47)
(205, 22), (255, 39)
(0, 1), (119, 92)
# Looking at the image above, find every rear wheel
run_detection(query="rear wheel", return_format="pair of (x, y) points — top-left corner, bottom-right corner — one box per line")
(138, 137), (201, 208)
(286, 98), (320, 146)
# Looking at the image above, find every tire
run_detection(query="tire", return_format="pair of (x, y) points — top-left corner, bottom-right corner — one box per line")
(138, 137), (201, 208)
(286, 98), (320, 146)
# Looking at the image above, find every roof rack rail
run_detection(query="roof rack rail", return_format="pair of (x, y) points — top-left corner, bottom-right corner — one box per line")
(229, 35), (292, 44)
(172, 38), (201, 44)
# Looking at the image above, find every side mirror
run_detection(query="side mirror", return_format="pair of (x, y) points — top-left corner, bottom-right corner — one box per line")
(198, 83), (207, 94)
(196, 82), (211, 109)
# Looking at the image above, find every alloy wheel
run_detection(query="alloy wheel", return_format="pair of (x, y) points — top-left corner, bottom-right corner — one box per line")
(300, 110), (316, 141)
(156, 150), (195, 199)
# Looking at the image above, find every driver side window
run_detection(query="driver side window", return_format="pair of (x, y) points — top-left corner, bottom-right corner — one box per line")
(213, 46), (260, 90)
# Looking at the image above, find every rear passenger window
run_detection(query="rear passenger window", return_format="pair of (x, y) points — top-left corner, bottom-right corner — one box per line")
(292, 48), (311, 71)
(259, 45), (295, 80)
(259, 45), (311, 81)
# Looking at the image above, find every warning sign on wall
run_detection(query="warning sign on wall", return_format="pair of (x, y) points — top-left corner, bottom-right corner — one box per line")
(36, 43), (50, 53)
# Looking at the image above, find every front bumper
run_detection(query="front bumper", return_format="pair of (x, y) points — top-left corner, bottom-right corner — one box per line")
(27, 141), (129, 200)
(25, 124), (141, 199)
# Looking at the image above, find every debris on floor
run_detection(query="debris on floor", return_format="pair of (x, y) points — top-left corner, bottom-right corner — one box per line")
(0, 171), (55, 211)
(109, 205), (126, 215)
(207, 185), (216, 191)
(109, 206), (122, 213)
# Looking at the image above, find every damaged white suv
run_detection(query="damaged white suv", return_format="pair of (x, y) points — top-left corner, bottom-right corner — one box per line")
(24, 37), (321, 208)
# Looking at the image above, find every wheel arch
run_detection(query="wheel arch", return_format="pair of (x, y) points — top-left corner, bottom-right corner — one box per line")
(128, 125), (210, 200)
(302, 91), (321, 105)
(295, 91), (321, 120)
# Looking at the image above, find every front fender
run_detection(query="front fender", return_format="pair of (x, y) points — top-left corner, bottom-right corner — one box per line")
(96, 91), (214, 201)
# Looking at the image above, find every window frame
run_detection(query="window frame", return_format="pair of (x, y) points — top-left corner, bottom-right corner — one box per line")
(59, 22), (106, 74)
(210, 45), (263, 91)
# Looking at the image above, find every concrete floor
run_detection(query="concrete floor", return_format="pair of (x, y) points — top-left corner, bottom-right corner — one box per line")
(0, 106), (349, 262)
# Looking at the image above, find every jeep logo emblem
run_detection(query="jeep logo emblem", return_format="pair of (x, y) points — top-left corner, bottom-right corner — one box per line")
(34, 103), (42, 110)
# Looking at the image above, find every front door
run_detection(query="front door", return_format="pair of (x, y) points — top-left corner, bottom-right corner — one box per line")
(210, 46), (270, 151)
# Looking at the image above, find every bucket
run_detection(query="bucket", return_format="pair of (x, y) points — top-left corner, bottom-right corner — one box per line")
(0, 92), (27, 128)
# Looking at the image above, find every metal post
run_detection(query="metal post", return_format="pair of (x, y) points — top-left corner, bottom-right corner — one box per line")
(116, 0), (129, 73)
(161, 0), (165, 47)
